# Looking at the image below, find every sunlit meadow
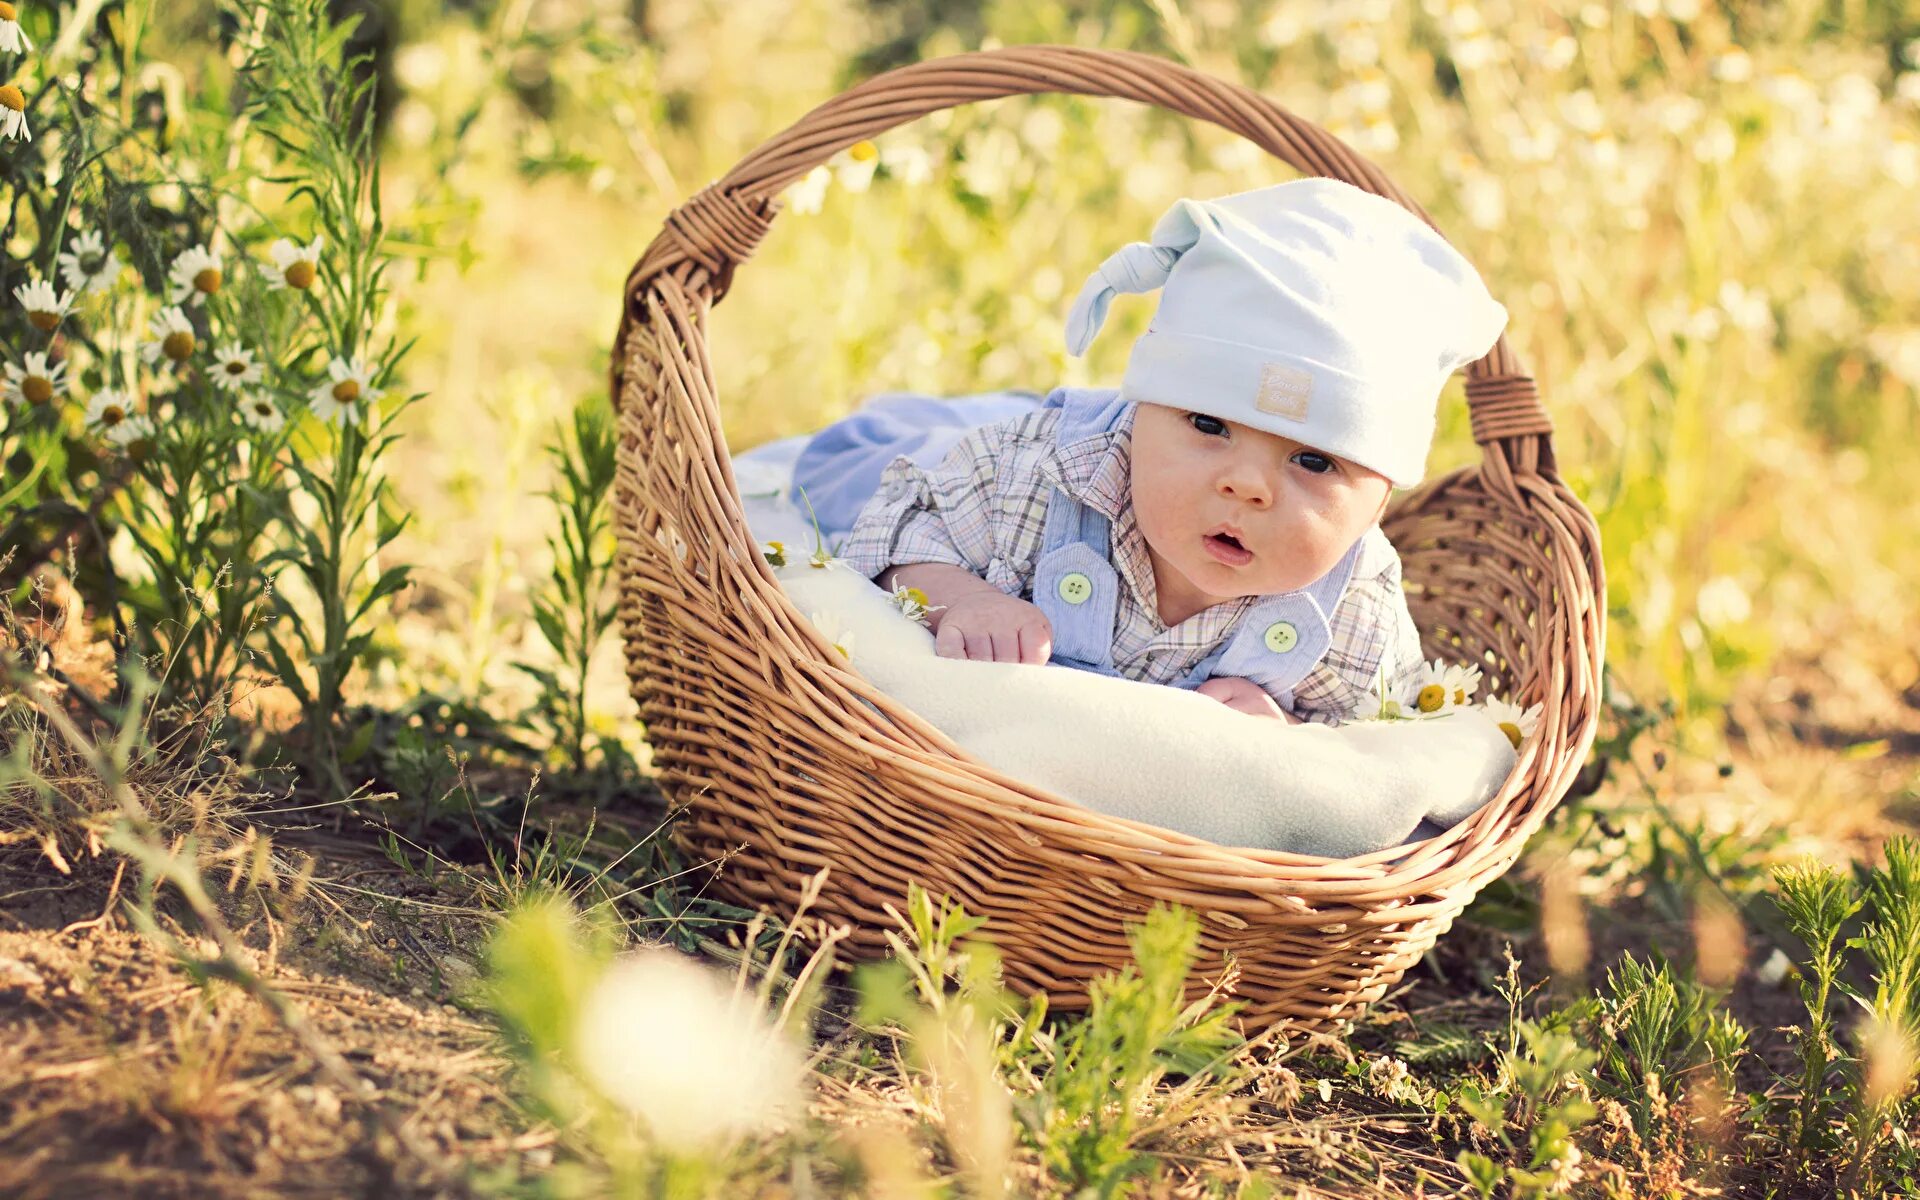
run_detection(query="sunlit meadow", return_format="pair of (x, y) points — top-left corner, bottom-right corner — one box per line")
(4, 0), (1920, 1195)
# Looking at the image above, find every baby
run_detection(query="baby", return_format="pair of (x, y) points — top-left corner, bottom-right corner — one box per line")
(789, 178), (1508, 725)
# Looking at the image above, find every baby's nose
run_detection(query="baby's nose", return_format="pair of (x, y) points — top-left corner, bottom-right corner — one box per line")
(1218, 476), (1273, 507)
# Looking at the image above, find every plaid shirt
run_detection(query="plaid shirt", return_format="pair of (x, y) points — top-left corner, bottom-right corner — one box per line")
(834, 401), (1427, 725)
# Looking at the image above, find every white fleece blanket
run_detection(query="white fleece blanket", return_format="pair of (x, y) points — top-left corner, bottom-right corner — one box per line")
(733, 440), (1515, 859)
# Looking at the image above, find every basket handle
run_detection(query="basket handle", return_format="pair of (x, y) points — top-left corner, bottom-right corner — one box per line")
(620, 44), (1555, 475)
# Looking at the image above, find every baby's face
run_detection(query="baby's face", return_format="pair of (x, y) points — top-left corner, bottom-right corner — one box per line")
(1129, 402), (1393, 615)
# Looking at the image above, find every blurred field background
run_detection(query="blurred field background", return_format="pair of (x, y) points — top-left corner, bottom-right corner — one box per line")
(7, 0), (1920, 1195)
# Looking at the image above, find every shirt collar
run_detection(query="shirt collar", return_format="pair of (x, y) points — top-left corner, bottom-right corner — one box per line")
(1037, 400), (1136, 522)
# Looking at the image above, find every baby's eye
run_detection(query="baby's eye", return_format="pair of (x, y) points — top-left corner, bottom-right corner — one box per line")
(1186, 412), (1228, 438)
(1292, 451), (1337, 475)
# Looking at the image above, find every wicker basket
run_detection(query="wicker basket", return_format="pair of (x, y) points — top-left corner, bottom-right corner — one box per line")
(611, 46), (1605, 1031)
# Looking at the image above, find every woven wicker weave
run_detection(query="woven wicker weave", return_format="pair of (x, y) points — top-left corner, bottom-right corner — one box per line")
(611, 46), (1605, 1031)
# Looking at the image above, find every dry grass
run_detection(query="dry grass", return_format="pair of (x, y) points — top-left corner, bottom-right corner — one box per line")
(0, 710), (1900, 1197)
(0, 839), (525, 1199)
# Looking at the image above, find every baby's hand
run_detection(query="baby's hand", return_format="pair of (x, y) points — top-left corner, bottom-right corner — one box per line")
(1196, 676), (1302, 723)
(933, 590), (1054, 665)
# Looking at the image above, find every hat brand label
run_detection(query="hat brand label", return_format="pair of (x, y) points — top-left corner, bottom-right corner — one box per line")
(1256, 362), (1313, 421)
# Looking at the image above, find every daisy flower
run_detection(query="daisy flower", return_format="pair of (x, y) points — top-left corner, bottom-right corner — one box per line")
(1440, 660), (1484, 707)
(14, 278), (71, 332)
(57, 230), (122, 296)
(879, 140), (934, 186)
(1412, 658), (1484, 713)
(783, 165), (831, 215)
(210, 344), (263, 391)
(761, 540), (788, 568)
(140, 306), (197, 364)
(1349, 671), (1412, 723)
(266, 235), (323, 290)
(167, 245), (223, 305)
(808, 611), (855, 662)
(308, 354), (381, 425)
(571, 950), (806, 1150)
(237, 393), (285, 433)
(85, 389), (135, 436)
(108, 411), (154, 450)
(833, 140), (880, 193)
(0, 82), (28, 143)
(2, 351), (66, 408)
(0, 3), (32, 54)
(1482, 695), (1543, 749)
(890, 584), (937, 628)
(1406, 661), (1461, 716)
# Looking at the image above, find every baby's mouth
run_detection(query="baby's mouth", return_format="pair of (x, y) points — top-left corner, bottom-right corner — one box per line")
(1202, 529), (1254, 566)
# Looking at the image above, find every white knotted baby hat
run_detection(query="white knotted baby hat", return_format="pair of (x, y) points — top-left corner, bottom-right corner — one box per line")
(1063, 177), (1508, 488)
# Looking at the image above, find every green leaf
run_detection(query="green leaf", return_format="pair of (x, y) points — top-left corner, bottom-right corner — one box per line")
(1457, 1083), (1508, 1136)
(341, 719), (376, 764)
(260, 635), (312, 706)
(350, 563), (412, 625)
(1454, 1151), (1504, 1199)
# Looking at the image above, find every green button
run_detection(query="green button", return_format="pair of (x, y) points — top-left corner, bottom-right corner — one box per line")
(1263, 620), (1299, 653)
(1056, 571), (1094, 605)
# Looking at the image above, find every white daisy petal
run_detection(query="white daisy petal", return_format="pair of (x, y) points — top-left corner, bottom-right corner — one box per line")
(14, 278), (73, 331)
(0, 81), (29, 142)
(107, 412), (154, 449)
(0, 1), (31, 54)
(1482, 695), (1543, 749)
(2, 352), (67, 409)
(167, 245), (224, 305)
(57, 231), (123, 296)
(140, 307), (197, 365)
(1406, 660), (1461, 717)
(266, 235), (324, 290)
(85, 389), (135, 434)
(210, 344), (264, 392)
(307, 353), (380, 425)
(237, 393), (286, 433)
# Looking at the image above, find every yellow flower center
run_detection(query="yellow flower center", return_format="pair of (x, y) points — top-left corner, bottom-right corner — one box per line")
(904, 587), (928, 607)
(253, 401), (275, 417)
(28, 310), (59, 332)
(162, 330), (195, 361)
(849, 140), (878, 162)
(193, 267), (222, 294)
(224, 359), (248, 375)
(22, 375), (52, 404)
(100, 405), (125, 426)
(1499, 721), (1522, 748)
(331, 379), (360, 403)
(1417, 683), (1446, 713)
(834, 642), (850, 659)
(285, 260), (316, 289)
(0, 85), (23, 113)
(0, 4), (16, 22)
(1454, 688), (1468, 705)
